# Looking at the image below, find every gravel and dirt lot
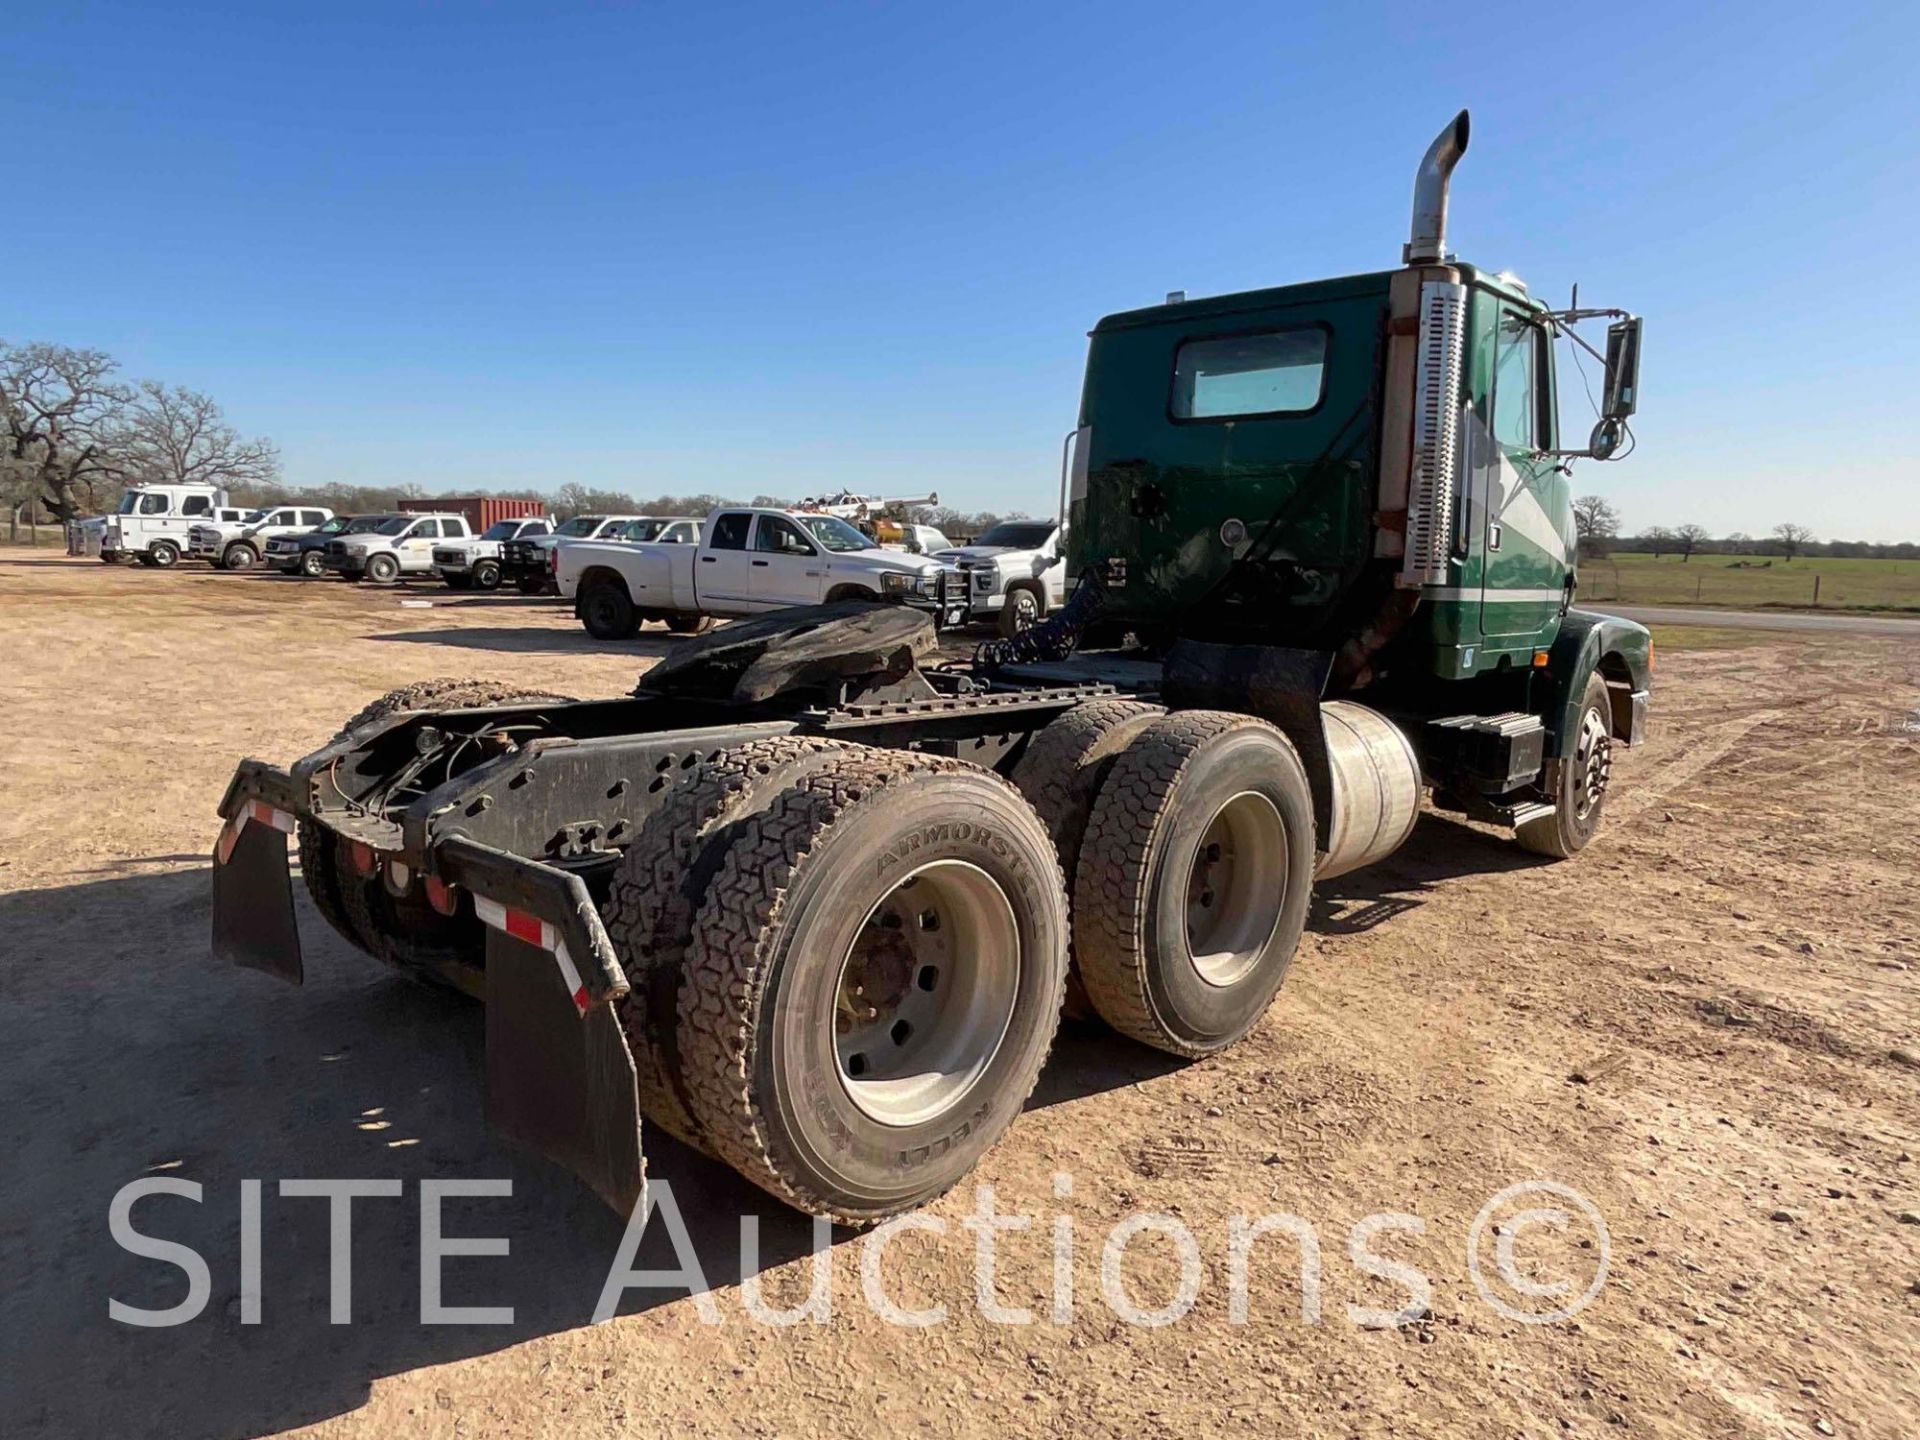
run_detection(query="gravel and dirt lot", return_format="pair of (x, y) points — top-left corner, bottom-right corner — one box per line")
(3, 551), (1917, 1439)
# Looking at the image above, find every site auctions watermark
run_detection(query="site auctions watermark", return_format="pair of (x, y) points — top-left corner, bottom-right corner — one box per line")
(105, 1174), (1609, 1331)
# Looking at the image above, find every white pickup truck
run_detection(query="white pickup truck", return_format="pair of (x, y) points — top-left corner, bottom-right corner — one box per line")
(498, 514), (642, 595)
(188, 504), (335, 570)
(934, 519), (1068, 636)
(560, 506), (964, 638)
(430, 515), (554, 591)
(551, 516), (702, 601)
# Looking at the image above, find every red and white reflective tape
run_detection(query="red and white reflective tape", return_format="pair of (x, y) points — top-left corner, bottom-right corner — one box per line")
(471, 895), (590, 1015)
(216, 799), (296, 865)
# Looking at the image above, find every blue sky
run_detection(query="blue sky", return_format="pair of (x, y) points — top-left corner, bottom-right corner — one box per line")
(5, 1), (1916, 538)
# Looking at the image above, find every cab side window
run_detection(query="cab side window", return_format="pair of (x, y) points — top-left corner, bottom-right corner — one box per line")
(410, 520), (440, 540)
(754, 516), (815, 555)
(139, 493), (170, 515)
(182, 495), (210, 516)
(710, 512), (751, 550)
(300, 510), (326, 527)
(1492, 310), (1539, 451)
(444, 519), (468, 538)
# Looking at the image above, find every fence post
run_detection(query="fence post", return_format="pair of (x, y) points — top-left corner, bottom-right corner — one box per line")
(1695, 574), (1703, 601)
(1813, 574), (1821, 606)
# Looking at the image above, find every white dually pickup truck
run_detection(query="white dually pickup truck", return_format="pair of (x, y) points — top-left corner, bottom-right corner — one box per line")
(560, 506), (965, 638)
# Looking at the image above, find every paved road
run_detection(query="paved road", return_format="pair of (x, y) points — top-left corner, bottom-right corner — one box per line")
(1608, 605), (1920, 637)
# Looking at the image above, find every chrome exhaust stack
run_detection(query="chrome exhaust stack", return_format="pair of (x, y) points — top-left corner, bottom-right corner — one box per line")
(1404, 110), (1470, 264)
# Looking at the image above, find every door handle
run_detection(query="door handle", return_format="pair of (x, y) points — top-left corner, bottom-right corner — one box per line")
(751, 560), (768, 567)
(701, 556), (716, 563)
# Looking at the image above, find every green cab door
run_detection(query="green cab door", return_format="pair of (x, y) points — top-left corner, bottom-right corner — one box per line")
(1479, 302), (1571, 647)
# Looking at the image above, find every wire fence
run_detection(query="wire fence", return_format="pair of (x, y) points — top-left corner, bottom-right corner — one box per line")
(1578, 558), (1920, 613)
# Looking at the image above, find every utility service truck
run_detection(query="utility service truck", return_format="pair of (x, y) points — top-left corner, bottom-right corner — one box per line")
(213, 113), (1649, 1227)
(558, 506), (966, 638)
(83, 485), (244, 565)
(188, 505), (336, 570)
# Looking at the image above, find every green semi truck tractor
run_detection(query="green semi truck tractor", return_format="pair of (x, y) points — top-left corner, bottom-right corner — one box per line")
(212, 111), (1650, 1223)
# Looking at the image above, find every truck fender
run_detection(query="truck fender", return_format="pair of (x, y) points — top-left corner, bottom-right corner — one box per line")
(1544, 608), (1653, 756)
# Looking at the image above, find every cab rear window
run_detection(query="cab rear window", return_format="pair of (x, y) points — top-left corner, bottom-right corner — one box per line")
(1171, 327), (1328, 420)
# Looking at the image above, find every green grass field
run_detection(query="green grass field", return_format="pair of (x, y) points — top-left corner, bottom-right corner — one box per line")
(1579, 553), (1920, 612)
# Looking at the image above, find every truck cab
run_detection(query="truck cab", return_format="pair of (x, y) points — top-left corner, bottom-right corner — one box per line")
(94, 485), (235, 566)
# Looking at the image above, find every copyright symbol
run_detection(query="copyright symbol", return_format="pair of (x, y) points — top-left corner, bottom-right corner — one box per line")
(1468, 1181), (1610, 1324)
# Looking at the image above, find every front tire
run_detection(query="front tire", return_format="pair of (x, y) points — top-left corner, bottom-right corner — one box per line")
(1074, 711), (1314, 1057)
(299, 550), (325, 578)
(149, 541), (179, 569)
(515, 574), (549, 595)
(998, 584), (1043, 638)
(221, 543), (257, 572)
(1517, 672), (1614, 859)
(675, 750), (1069, 1221)
(365, 552), (399, 585)
(472, 558), (501, 590)
(666, 613), (713, 634)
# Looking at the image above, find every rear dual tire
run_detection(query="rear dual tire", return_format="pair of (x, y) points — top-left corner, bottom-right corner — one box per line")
(1073, 711), (1315, 1057)
(295, 680), (577, 981)
(613, 741), (1070, 1222)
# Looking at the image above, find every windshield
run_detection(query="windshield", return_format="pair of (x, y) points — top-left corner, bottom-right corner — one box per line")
(555, 516), (605, 538)
(621, 518), (679, 542)
(343, 516), (389, 534)
(480, 520), (522, 540)
(374, 516), (414, 536)
(317, 517), (349, 535)
(799, 515), (876, 552)
(116, 492), (144, 514)
(241, 510), (267, 524)
(974, 522), (1054, 549)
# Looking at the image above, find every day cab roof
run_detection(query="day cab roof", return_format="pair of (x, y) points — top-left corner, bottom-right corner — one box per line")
(1089, 260), (1542, 335)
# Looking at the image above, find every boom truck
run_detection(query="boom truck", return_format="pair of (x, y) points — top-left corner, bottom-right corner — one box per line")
(211, 113), (1650, 1224)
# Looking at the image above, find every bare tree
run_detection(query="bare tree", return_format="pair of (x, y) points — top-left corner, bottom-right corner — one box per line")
(121, 381), (280, 491)
(0, 341), (134, 521)
(1674, 523), (1710, 562)
(1642, 525), (1675, 560)
(1772, 522), (1815, 562)
(1572, 494), (1620, 559)
(1725, 530), (1751, 556)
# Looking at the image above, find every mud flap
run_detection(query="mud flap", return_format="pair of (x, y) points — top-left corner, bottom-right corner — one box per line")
(484, 930), (646, 1217)
(211, 810), (303, 985)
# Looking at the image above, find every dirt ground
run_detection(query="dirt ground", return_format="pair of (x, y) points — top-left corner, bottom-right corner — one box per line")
(3, 550), (1917, 1440)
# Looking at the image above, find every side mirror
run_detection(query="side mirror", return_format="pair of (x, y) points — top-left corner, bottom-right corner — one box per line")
(1588, 417), (1626, 461)
(1040, 552), (1064, 572)
(1602, 317), (1641, 420)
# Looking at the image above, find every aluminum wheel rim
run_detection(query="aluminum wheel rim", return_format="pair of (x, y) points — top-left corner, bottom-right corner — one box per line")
(833, 860), (1020, 1128)
(1573, 706), (1613, 822)
(1185, 790), (1287, 987)
(1011, 591), (1039, 628)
